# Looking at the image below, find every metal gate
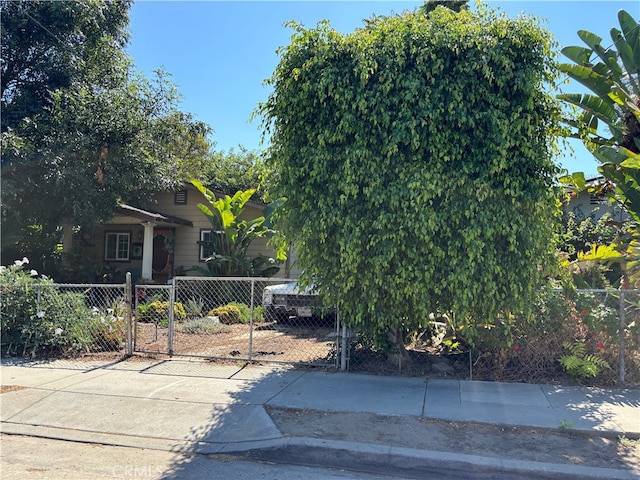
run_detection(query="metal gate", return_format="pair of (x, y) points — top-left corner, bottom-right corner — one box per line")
(133, 278), (339, 367)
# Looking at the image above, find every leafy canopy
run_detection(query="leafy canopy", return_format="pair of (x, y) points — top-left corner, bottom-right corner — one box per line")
(558, 9), (640, 221)
(259, 4), (562, 338)
(558, 10), (639, 159)
(1, 0), (132, 122)
(420, 0), (469, 16)
(1, 0), (212, 267)
(558, 10), (640, 286)
(202, 147), (270, 201)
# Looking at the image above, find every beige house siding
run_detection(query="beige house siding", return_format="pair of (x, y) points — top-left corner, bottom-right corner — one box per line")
(72, 185), (293, 283)
(75, 221), (145, 282)
(149, 189), (285, 278)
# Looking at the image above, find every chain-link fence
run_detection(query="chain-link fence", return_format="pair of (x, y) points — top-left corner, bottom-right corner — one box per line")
(342, 289), (640, 385)
(133, 284), (172, 355)
(3, 277), (638, 384)
(1, 283), (129, 359)
(133, 277), (339, 367)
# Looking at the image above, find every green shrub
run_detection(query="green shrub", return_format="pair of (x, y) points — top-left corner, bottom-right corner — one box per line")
(0, 259), (108, 357)
(90, 306), (126, 351)
(185, 297), (205, 318)
(35, 288), (96, 355)
(208, 304), (241, 324)
(223, 302), (264, 324)
(559, 340), (610, 382)
(575, 292), (619, 338)
(1, 261), (40, 354)
(137, 301), (186, 323)
(253, 305), (264, 323)
(228, 302), (251, 323)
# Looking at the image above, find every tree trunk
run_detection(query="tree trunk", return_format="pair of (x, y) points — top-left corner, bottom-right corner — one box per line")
(386, 327), (412, 371)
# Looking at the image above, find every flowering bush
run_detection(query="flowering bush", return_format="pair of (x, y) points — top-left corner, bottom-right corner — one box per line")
(0, 259), (124, 357)
(29, 288), (96, 355)
(575, 293), (619, 338)
(90, 306), (126, 351)
(470, 289), (578, 382)
(1, 258), (44, 355)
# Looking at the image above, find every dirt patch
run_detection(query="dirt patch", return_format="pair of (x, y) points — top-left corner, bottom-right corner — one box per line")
(0, 385), (27, 394)
(266, 407), (640, 471)
(134, 321), (337, 364)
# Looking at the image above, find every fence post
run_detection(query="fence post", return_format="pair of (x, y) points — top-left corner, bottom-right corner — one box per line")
(168, 281), (175, 356)
(340, 308), (348, 371)
(618, 290), (626, 385)
(334, 306), (340, 370)
(125, 272), (133, 356)
(248, 279), (255, 362)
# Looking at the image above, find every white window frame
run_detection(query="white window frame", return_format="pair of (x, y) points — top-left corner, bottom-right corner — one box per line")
(199, 229), (223, 261)
(105, 232), (131, 261)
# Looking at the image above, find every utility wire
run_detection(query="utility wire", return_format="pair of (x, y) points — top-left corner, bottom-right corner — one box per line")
(554, 20), (640, 91)
(19, 4), (86, 69)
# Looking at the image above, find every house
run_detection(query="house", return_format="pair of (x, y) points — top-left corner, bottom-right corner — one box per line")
(61, 183), (294, 284)
(563, 177), (627, 223)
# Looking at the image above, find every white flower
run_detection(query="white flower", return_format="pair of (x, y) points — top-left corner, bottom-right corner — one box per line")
(14, 257), (29, 267)
(0, 266), (5, 273)
(54, 328), (63, 336)
(92, 307), (100, 315)
(41, 274), (48, 280)
(36, 311), (46, 318)
(30, 269), (38, 277)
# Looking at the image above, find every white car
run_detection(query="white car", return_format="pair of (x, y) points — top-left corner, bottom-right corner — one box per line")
(262, 281), (324, 322)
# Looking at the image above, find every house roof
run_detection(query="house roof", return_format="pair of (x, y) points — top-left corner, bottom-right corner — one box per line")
(115, 204), (193, 227)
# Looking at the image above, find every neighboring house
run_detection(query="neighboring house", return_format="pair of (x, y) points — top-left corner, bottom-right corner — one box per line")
(61, 183), (292, 284)
(564, 177), (627, 223)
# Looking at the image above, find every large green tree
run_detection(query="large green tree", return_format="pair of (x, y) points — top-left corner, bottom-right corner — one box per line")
(202, 147), (270, 201)
(1, 0), (131, 125)
(1, 0), (212, 270)
(259, 4), (562, 355)
(420, 0), (469, 15)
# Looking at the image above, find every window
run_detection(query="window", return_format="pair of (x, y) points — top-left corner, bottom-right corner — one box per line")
(105, 232), (130, 261)
(199, 229), (222, 261)
(175, 190), (187, 205)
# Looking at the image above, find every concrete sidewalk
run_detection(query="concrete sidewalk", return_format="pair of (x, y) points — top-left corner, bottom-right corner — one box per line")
(1, 357), (639, 479)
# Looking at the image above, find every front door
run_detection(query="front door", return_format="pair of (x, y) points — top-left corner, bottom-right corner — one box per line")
(152, 228), (174, 284)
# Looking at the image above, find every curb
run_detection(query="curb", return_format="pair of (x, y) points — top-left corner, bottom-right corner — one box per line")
(3, 422), (638, 480)
(229, 437), (640, 480)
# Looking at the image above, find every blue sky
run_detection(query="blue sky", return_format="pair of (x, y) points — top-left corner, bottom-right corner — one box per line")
(127, 1), (639, 177)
